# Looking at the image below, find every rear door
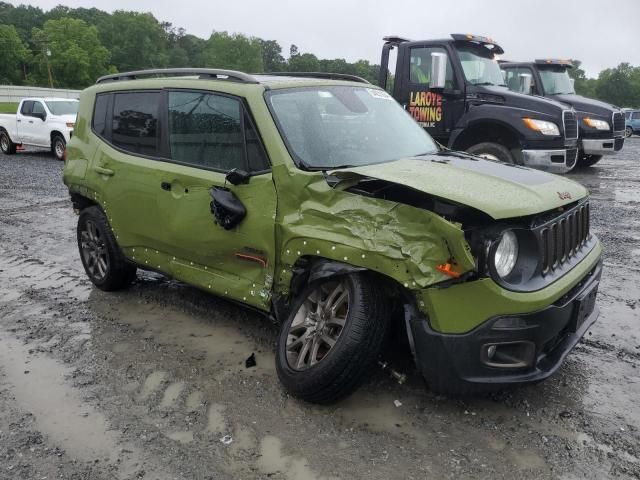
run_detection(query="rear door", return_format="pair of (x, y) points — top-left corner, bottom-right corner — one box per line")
(395, 44), (464, 143)
(16, 100), (34, 143)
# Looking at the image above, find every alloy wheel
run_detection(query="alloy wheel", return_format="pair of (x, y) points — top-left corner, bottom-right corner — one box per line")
(55, 139), (65, 159)
(0, 134), (8, 152)
(80, 219), (108, 281)
(285, 279), (350, 370)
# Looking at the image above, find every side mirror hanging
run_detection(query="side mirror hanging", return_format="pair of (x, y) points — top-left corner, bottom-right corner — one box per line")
(518, 73), (533, 94)
(429, 52), (447, 90)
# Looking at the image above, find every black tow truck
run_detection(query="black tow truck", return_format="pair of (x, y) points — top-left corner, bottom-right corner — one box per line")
(500, 59), (626, 168)
(379, 34), (579, 173)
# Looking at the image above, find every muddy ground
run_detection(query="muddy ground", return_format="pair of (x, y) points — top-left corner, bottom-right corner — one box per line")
(0, 142), (639, 480)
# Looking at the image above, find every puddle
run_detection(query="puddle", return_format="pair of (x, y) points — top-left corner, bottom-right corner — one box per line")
(257, 435), (327, 480)
(0, 329), (119, 461)
(159, 381), (185, 409)
(206, 403), (227, 433)
(137, 370), (168, 401)
(184, 390), (204, 412)
(167, 431), (194, 444)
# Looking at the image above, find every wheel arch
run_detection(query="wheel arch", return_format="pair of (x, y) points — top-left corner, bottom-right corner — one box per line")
(452, 120), (522, 151)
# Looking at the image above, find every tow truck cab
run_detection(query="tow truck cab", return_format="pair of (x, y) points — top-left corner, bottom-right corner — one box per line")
(499, 59), (626, 168)
(379, 34), (579, 173)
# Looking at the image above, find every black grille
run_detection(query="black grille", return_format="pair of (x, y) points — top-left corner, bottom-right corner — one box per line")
(613, 112), (625, 132)
(566, 148), (578, 168)
(563, 111), (578, 139)
(539, 202), (590, 275)
(615, 137), (624, 151)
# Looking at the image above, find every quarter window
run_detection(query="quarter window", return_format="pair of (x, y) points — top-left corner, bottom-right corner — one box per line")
(112, 91), (161, 156)
(92, 94), (110, 138)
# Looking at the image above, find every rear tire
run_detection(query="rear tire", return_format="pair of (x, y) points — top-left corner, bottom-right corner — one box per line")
(51, 134), (65, 161)
(0, 130), (17, 155)
(276, 273), (389, 404)
(466, 142), (517, 165)
(77, 206), (136, 291)
(577, 154), (602, 168)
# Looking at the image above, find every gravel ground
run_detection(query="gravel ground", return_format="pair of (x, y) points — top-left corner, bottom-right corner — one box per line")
(0, 142), (639, 480)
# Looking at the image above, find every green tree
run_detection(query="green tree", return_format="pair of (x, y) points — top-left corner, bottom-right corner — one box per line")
(200, 31), (263, 72)
(595, 63), (640, 107)
(288, 53), (320, 72)
(260, 39), (285, 72)
(97, 11), (169, 71)
(0, 2), (45, 46)
(31, 17), (113, 88)
(0, 24), (29, 84)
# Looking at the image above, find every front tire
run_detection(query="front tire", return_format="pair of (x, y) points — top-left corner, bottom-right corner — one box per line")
(466, 142), (517, 164)
(51, 134), (65, 161)
(276, 273), (389, 404)
(626, 126), (634, 138)
(77, 206), (136, 291)
(0, 130), (17, 155)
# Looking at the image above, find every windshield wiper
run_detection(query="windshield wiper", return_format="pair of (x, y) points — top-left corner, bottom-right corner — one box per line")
(472, 82), (496, 86)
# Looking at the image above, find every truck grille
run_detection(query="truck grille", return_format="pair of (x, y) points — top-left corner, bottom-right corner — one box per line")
(539, 202), (590, 275)
(613, 112), (625, 134)
(566, 148), (578, 168)
(614, 137), (624, 151)
(563, 111), (578, 140)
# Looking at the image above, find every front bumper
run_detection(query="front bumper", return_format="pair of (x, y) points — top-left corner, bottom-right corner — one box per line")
(582, 136), (624, 155)
(409, 259), (602, 388)
(521, 148), (578, 173)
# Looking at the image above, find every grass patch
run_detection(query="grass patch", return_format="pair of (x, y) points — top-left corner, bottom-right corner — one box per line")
(0, 103), (18, 114)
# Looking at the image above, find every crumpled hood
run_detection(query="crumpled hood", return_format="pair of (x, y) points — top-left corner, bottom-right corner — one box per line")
(331, 154), (588, 220)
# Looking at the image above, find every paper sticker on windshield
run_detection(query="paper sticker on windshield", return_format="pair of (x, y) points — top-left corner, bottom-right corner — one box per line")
(367, 88), (394, 100)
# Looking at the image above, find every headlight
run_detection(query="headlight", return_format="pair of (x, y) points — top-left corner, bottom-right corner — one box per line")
(66, 122), (75, 128)
(493, 231), (519, 278)
(583, 117), (610, 130)
(522, 118), (560, 136)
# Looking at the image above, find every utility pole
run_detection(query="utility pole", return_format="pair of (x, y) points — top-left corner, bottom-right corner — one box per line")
(45, 48), (54, 88)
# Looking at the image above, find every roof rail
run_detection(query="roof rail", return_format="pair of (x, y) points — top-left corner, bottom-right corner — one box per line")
(96, 68), (259, 84)
(261, 72), (371, 84)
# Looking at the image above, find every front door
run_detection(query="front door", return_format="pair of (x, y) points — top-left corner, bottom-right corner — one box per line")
(396, 44), (464, 144)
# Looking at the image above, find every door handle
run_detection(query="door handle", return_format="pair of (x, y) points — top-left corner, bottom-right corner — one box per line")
(160, 181), (172, 191)
(93, 166), (114, 176)
(28, 120), (34, 124)
(17, 119), (21, 123)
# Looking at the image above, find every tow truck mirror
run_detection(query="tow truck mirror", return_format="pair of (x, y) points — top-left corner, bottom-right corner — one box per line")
(34, 112), (46, 121)
(518, 73), (532, 94)
(569, 78), (575, 90)
(429, 52), (447, 90)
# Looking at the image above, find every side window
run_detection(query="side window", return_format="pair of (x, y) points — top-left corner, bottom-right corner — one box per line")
(409, 47), (454, 88)
(632, 112), (640, 120)
(112, 91), (161, 156)
(32, 102), (45, 116)
(20, 101), (33, 115)
(92, 94), (110, 138)
(505, 67), (535, 94)
(168, 91), (269, 172)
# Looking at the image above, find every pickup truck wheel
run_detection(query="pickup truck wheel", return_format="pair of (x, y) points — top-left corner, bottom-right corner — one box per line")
(77, 206), (136, 291)
(0, 130), (16, 155)
(51, 134), (65, 161)
(466, 142), (517, 165)
(577, 154), (602, 168)
(626, 126), (634, 138)
(276, 273), (389, 404)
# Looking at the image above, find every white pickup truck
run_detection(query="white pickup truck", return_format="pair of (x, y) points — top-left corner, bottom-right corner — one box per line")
(0, 97), (78, 160)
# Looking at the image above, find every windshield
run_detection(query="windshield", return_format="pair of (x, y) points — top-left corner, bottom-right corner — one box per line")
(455, 43), (506, 86)
(267, 86), (438, 169)
(538, 68), (575, 95)
(45, 100), (79, 116)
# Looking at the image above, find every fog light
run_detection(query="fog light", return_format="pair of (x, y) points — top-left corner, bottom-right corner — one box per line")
(487, 345), (497, 360)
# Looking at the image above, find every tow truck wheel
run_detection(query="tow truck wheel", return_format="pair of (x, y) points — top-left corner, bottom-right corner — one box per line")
(276, 273), (389, 404)
(466, 142), (517, 165)
(577, 154), (602, 168)
(0, 130), (17, 155)
(626, 126), (634, 138)
(51, 134), (66, 161)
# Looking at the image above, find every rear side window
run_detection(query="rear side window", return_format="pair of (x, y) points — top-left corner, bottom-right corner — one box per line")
(167, 91), (269, 172)
(92, 94), (110, 138)
(112, 91), (161, 156)
(633, 112), (640, 120)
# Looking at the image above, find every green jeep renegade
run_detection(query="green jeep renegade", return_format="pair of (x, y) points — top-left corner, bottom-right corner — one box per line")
(63, 68), (602, 404)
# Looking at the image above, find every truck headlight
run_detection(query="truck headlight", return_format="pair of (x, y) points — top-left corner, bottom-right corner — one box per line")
(583, 117), (610, 130)
(493, 231), (519, 278)
(522, 118), (560, 136)
(66, 122), (75, 128)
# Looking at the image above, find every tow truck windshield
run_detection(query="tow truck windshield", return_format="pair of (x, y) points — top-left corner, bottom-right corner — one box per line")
(539, 68), (576, 95)
(456, 43), (506, 87)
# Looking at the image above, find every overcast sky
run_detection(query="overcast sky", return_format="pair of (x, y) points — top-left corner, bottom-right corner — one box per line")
(14, 0), (640, 78)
